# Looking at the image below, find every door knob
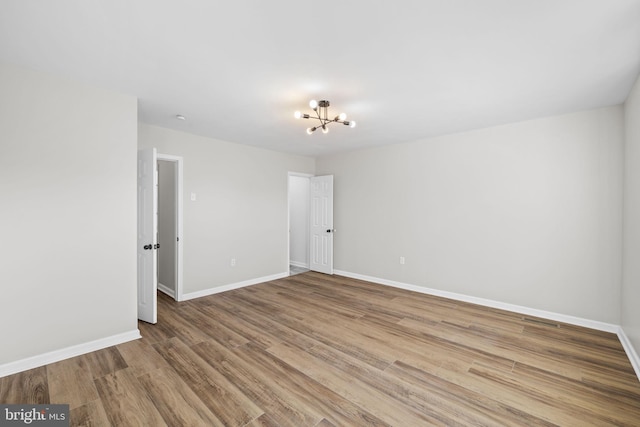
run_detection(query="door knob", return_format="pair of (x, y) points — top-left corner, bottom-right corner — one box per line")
(326, 229), (335, 233)
(143, 244), (152, 250)
(154, 243), (160, 249)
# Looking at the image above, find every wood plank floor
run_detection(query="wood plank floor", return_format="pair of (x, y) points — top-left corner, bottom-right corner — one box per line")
(2, 272), (640, 426)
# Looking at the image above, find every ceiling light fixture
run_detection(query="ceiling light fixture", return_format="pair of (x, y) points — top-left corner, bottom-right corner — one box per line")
(294, 100), (356, 135)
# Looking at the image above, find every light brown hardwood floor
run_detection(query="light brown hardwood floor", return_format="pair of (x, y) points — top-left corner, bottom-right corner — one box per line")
(1, 272), (639, 426)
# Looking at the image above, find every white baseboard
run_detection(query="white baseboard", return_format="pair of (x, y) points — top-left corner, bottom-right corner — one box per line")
(618, 327), (640, 381)
(0, 329), (141, 378)
(290, 261), (309, 269)
(334, 270), (640, 381)
(181, 272), (289, 301)
(158, 282), (176, 299)
(335, 269), (640, 382)
(334, 270), (619, 333)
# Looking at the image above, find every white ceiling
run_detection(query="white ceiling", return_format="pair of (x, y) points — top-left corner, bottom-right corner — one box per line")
(1, 1), (639, 157)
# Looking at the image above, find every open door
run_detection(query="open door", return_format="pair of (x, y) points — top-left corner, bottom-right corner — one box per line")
(137, 148), (158, 323)
(309, 175), (334, 274)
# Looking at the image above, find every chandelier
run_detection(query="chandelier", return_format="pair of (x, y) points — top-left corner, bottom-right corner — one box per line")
(294, 100), (356, 134)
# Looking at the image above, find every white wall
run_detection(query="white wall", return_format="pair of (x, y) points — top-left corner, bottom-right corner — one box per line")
(0, 63), (138, 367)
(158, 159), (177, 292)
(623, 74), (640, 352)
(289, 175), (310, 267)
(317, 106), (624, 324)
(138, 124), (315, 294)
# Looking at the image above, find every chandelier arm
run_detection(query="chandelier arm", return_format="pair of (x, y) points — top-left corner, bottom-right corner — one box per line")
(306, 117), (345, 126)
(304, 115), (346, 124)
(310, 108), (330, 127)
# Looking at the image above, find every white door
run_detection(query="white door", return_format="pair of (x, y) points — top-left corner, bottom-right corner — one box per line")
(309, 175), (334, 274)
(137, 148), (158, 323)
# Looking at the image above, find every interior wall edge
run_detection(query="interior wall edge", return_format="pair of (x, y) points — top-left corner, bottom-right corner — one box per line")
(334, 269), (619, 332)
(0, 329), (141, 379)
(618, 327), (640, 381)
(335, 268), (639, 381)
(158, 282), (176, 299)
(181, 272), (289, 301)
(290, 261), (310, 269)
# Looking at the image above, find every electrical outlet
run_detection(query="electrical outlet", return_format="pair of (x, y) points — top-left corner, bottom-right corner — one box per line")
(231, 258), (236, 267)
(400, 256), (405, 265)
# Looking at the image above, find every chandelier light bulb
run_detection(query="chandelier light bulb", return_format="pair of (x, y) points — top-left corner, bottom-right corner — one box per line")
(338, 113), (347, 121)
(309, 99), (318, 110)
(294, 111), (302, 119)
(306, 127), (314, 135)
(350, 121), (356, 128)
(322, 126), (329, 134)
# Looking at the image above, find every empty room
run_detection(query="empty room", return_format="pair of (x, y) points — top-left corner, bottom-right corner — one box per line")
(1, 1), (640, 426)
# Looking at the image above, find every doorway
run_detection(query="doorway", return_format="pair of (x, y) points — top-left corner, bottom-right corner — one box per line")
(288, 173), (311, 275)
(137, 149), (183, 323)
(288, 173), (334, 276)
(157, 154), (183, 301)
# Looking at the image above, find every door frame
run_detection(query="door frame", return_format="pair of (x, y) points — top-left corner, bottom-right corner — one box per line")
(287, 172), (314, 275)
(157, 153), (184, 301)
